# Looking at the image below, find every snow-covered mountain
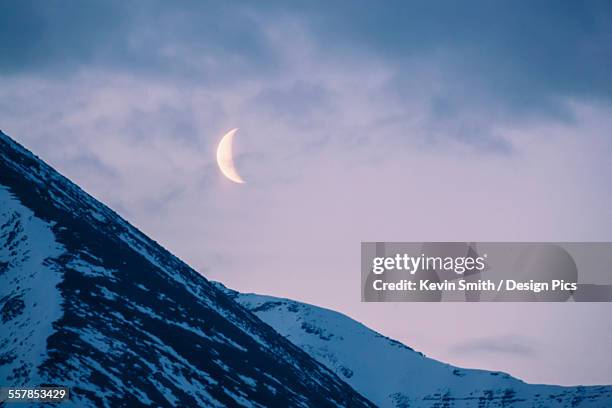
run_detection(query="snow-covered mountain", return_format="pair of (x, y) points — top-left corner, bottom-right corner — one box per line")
(218, 284), (612, 408)
(0, 130), (374, 407)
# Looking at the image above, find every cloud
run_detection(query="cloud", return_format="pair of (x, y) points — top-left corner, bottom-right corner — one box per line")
(0, 1), (276, 81)
(0, 0), (127, 74)
(279, 1), (612, 104)
(3, 1), (611, 153)
(3, 1), (611, 115)
(450, 335), (537, 357)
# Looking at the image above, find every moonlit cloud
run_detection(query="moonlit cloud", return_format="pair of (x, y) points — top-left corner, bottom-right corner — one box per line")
(1, 0), (612, 386)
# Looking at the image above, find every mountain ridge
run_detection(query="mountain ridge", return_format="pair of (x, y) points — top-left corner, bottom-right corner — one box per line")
(215, 282), (612, 408)
(0, 130), (374, 407)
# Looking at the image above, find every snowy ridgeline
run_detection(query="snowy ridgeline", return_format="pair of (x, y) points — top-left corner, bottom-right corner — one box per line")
(0, 130), (374, 407)
(216, 283), (612, 408)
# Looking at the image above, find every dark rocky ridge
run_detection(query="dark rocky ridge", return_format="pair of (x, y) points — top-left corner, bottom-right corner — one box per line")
(0, 130), (374, 407)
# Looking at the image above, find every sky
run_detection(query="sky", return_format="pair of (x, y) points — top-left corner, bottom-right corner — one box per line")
(2, 0), (612, 386)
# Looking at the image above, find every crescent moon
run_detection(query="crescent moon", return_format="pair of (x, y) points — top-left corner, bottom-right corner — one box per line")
(216, 128), (246, 184)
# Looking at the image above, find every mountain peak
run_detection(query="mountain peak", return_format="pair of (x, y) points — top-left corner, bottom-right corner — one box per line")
(0, 131), (374, 407)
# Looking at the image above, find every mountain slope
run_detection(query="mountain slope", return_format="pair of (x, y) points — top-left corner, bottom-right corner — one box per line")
(218, 284), (612, 408)
(0, 130), (374, 408)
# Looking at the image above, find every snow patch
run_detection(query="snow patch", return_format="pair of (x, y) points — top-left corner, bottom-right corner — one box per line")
(0, 186), (65, 385)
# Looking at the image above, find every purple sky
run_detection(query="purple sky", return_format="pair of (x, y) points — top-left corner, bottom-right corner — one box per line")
(2, 1), (612, 386)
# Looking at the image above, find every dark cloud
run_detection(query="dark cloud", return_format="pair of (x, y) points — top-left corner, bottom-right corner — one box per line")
(0, 1), (277, 80)
(282, 1), (612, 101)
(450, 336), (536, 357)
(4, 1), (611, 99)
(2, 0), (611, 148)
(0, 1), (127, 73)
